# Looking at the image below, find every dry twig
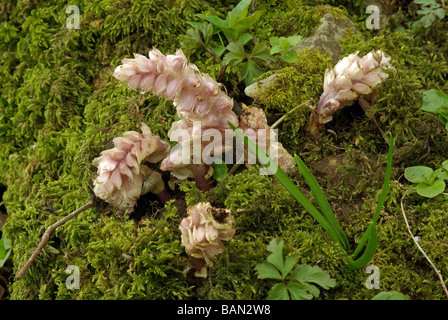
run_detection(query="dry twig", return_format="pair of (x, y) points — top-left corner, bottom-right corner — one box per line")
(400, 195), (448, 299)
(15, 201), (95, 280)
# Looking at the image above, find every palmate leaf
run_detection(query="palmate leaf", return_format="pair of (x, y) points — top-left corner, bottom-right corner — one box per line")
(290, 264), (336, 291)
(255, 261), (283, 280)
(267, 283), (289, 300)
(287, 283), (313, 300)
(266, 238), (285, 273)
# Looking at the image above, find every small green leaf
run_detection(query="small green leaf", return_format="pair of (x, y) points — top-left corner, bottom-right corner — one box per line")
(241, 60), (263, 85)
(255, 262), (284, 280)
(269, 36), (280, 46)
(269, 45), (283, 55)
(416, 179), (446, 198)
(287, 35), (302, 46)
(212, 160), (228, 179)
(196, 14), (228, 29)
(290, 264), (336, 290)
(442, 160), (448, 172)
(283, 255), (296, 279)
(404, 166), (433, 183)
(282, 50), (298, 63)
(372, 291), (408, 300)
(266, 238), (285, 274)
(228, 0), (251, 21)
(287, 283), (313, 300)
(214, 45), (226, 57)
(238, 33), (253, 46)
(0, 234), (12, 267)
(267, 283), (290, 300)
(421, 89), (448, 112)
(230, 10), (264, 31)
(434, 8), (446, 19)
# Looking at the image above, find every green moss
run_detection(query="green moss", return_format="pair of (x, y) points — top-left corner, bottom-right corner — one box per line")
(250, 49), (332, 152)
(2, 0), (448, 301)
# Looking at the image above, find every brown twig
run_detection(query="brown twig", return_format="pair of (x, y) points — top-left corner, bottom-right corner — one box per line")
(400, 195), (448, 299)
(15, 200), (95, 281)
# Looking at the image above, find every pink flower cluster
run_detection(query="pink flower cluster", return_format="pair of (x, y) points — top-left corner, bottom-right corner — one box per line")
(92, 123), (170, 211)
(179, 202), (235, 277)
(315, 50), (393, 124)
(113, 49), (238, 130)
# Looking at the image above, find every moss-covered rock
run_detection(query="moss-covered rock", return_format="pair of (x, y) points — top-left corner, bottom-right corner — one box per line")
(1, 0), (448, 301)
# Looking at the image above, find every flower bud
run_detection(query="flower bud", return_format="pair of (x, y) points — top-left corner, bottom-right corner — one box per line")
(92, 123), (170, 211)
(179, 202), (235, 277)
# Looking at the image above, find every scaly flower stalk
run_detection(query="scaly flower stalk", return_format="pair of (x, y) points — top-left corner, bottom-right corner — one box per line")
(179, 202), (235, 278)
(239, 105), (296, 174)
(92, 123), (170, 211)
(307, 50), (393, 137)
(113, 48), (239, 130)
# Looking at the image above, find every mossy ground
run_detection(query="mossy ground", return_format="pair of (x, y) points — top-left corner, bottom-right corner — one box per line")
(1, 0), (448, 300)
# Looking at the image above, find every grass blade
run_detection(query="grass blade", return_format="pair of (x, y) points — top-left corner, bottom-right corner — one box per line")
(349, 133), (394, 267)
(294, 154), (350, 251)
(347, 224), (378, 270)
(228, 122), (342, 246)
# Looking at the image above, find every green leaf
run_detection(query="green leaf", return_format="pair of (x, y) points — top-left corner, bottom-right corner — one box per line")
(442, 160), (448, 172)
(214, 45), (227, 57)
(255, 262), (284, 280)
(212, 160), (228, 179)
(196, 13), (228, 29)
(230, 10), (263, 31)
(228, 0), (251, 22)
(372, 291), (408, 300)
(282, 50), (298, 63)
(404, 166), (433, 183)
(252, 42), (275, 62)
(290, 264), (336, 290)
(421, 89), (448, 112)
(287, 283), (313, 300)
(294, 154), (349, 251)
(269, 45), (284, 55)
(269, 36), (280, 47)
(0, 234), (12, 267)
(267, 283), (290, 300)
(416, 179), (446, 198)
(227, 122), (341, 245)
(238, 33), (253, 46)
(241, 60), (263, 86)
(287, 35), (302, 46)
(266, 238), (285, 274)
(348, 224), (378, 270)
(283, 255), (296, 279)
(433, 8), (446, 19)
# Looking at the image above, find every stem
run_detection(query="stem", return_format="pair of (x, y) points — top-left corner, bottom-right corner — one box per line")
(400, 196), (448, 299)
(15, 201), (95, 281)
(191, 164), (213, 191)
(271, 99), (312, 129)
(305, 110), (324, 139)
(156, 189), (172, 204)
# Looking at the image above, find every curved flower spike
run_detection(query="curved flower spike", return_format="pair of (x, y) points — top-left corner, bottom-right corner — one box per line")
(113, 48), (239, 130)
(309, 50), (393, 133)
(92, 123), (170, 211)
(239, 105), (296, 174)
(179, 202), (235, 277)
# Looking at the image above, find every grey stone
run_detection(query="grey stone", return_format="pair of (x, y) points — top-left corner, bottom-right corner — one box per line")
(245, 11), (360, 100)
